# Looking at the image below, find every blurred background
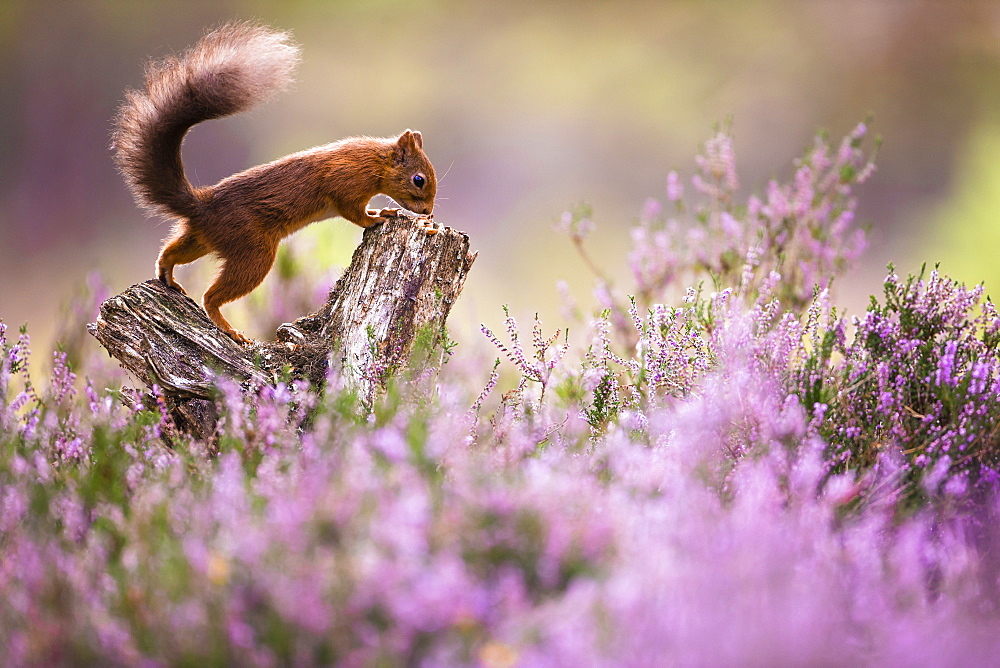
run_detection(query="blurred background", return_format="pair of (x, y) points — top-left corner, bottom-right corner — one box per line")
(2, 0), (999, 355)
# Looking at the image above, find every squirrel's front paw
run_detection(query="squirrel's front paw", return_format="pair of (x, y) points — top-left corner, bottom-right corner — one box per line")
(367, 207), (401, 218)
(417, 217), (442, 235)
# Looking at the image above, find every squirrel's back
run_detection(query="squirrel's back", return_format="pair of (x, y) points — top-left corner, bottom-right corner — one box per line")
(112, 22), (301, 220)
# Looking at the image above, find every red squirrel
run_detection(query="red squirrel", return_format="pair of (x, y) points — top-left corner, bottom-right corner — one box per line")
(112, 22), (438, 344)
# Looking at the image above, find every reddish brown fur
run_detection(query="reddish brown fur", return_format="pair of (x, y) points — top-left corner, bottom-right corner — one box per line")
(112, 23), (437, 343)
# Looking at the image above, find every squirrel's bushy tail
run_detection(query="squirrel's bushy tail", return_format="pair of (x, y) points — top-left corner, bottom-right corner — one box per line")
(112, 22), (300, 219)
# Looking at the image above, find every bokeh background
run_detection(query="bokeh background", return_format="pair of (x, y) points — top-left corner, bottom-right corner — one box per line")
(2, 0), (999, 353)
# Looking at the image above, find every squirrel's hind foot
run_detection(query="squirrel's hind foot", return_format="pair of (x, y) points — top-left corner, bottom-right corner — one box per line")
(223, 328), (253, 346)
(158, 275), (188, 296)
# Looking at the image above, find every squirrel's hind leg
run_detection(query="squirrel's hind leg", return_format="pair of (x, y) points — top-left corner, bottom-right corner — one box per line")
(157, 229), (209, 295)
(203, 244), (278, 345)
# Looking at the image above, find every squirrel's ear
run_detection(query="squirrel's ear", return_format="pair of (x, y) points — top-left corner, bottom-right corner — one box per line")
(397, 129), (422, 151)
(394, 131), (412, 164)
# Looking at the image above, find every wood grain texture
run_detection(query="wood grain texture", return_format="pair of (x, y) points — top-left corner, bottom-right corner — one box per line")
(315, 212), (477, 400)
(89, 210), (476, 435)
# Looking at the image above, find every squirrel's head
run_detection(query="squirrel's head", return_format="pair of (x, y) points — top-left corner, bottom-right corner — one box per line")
(387, 129), (437, 216)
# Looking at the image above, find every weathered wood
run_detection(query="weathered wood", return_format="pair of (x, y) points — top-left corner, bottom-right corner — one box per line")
(87, 279), (271, 397)
(88, 211), (476, 436)
(313, 212), (477, 400)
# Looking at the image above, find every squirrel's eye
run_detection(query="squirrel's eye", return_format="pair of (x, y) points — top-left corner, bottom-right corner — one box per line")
(412, 174), (425, 189)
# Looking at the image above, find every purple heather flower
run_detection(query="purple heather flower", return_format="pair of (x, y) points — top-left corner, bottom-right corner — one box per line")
(666, 170), (684, 202)
(641, 197), (662, 223)
(371, 427), (408, 463)
(935, 340), (959, 387)
(8, 121), (1000, 666)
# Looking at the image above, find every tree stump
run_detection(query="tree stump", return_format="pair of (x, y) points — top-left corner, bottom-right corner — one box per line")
(88, 211), (476, 437)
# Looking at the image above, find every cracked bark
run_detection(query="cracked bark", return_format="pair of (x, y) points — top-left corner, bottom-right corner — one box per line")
(88, 211), (476, 437)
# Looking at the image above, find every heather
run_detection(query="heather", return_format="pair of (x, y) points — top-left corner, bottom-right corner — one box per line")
(4, 125), (1000, 665)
